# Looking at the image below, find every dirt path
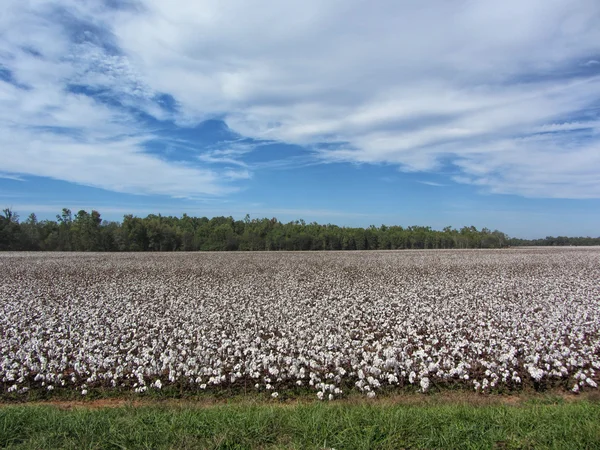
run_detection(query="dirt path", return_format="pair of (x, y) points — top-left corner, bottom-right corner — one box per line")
(1, 391), (593, 410)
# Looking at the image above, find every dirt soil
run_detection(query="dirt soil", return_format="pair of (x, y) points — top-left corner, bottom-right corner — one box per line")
(1, 391), (594, 410)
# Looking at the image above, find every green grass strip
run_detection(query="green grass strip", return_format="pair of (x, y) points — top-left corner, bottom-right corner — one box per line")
(1, 401), (599, 449)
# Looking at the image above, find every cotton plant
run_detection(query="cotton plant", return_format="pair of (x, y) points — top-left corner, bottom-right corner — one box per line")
(0, 249), (598, 398)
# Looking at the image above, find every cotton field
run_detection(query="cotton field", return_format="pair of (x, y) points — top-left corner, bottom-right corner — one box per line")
(1, 248), (599, 399)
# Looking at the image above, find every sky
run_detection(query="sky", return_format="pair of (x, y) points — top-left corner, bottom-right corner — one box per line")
(1, 0), (600, 239)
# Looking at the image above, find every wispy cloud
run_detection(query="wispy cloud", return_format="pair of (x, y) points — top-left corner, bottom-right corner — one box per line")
(0, 0), (242, 197)
(1, 0), (600, 199)
(197, 141), (260, 167)
(0, 172), (25, 182)
(418, 181), (446, 187)
(112, 0), (600, 198)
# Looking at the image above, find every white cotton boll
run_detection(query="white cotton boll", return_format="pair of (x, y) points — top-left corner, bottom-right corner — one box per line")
(572, 384), (580, 393)
(366, 391), (376, 399)
(296, 380), (303, 386)
(328, 394), (333, 401)
(420, 377), (430, 392)
(6, 248), (600, 402)
(154, 379), (162, 389)
(527, 366), (544, 381)
(408, 371), (416, 384)
(585, 378), (597, 388)
(317, 391), (324, 400)
(271, 392), (279, 398)
(81, 389), (88, 395)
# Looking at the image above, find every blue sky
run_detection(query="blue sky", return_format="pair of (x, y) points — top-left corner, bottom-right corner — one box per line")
(1, 0), (600, 238)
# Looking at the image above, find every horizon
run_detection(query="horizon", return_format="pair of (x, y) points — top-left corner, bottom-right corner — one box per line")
(2, 1), (600, 240)
(4, 206), (600, 241)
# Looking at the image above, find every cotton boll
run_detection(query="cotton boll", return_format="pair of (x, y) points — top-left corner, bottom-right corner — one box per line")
(1, 250), (599, 399)
(409, 371), (416, 384)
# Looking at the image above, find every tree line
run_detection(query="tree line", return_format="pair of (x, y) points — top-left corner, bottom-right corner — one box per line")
(0, 207), (598, 251)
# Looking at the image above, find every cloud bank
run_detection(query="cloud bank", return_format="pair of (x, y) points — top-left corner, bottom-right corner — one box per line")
(2, 0), (600, 197)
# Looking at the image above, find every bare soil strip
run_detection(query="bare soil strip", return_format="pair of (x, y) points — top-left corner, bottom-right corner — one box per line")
(2, 391), (595, 410)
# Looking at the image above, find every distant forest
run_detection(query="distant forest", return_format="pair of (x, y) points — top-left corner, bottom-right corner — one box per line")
(1, 208), (599, 251)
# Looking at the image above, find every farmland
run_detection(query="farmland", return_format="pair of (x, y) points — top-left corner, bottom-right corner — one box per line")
(1, 248), (599, 400)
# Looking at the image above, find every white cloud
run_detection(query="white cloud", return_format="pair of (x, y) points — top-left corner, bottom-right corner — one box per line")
(452, 134), (600, 198)
(0, 173), (24, 182)
(0, 128), (229, 197)
(418, 181), (446, 187)
(0, 0), (237, 197)
(2, 0), (600, 198)
(108, 0), (600, 198)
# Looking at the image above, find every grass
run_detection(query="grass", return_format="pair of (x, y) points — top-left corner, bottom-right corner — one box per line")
(1, 398), (599, 449)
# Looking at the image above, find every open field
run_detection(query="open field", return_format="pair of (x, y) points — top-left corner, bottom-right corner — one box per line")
(1, 248), (599, 401)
